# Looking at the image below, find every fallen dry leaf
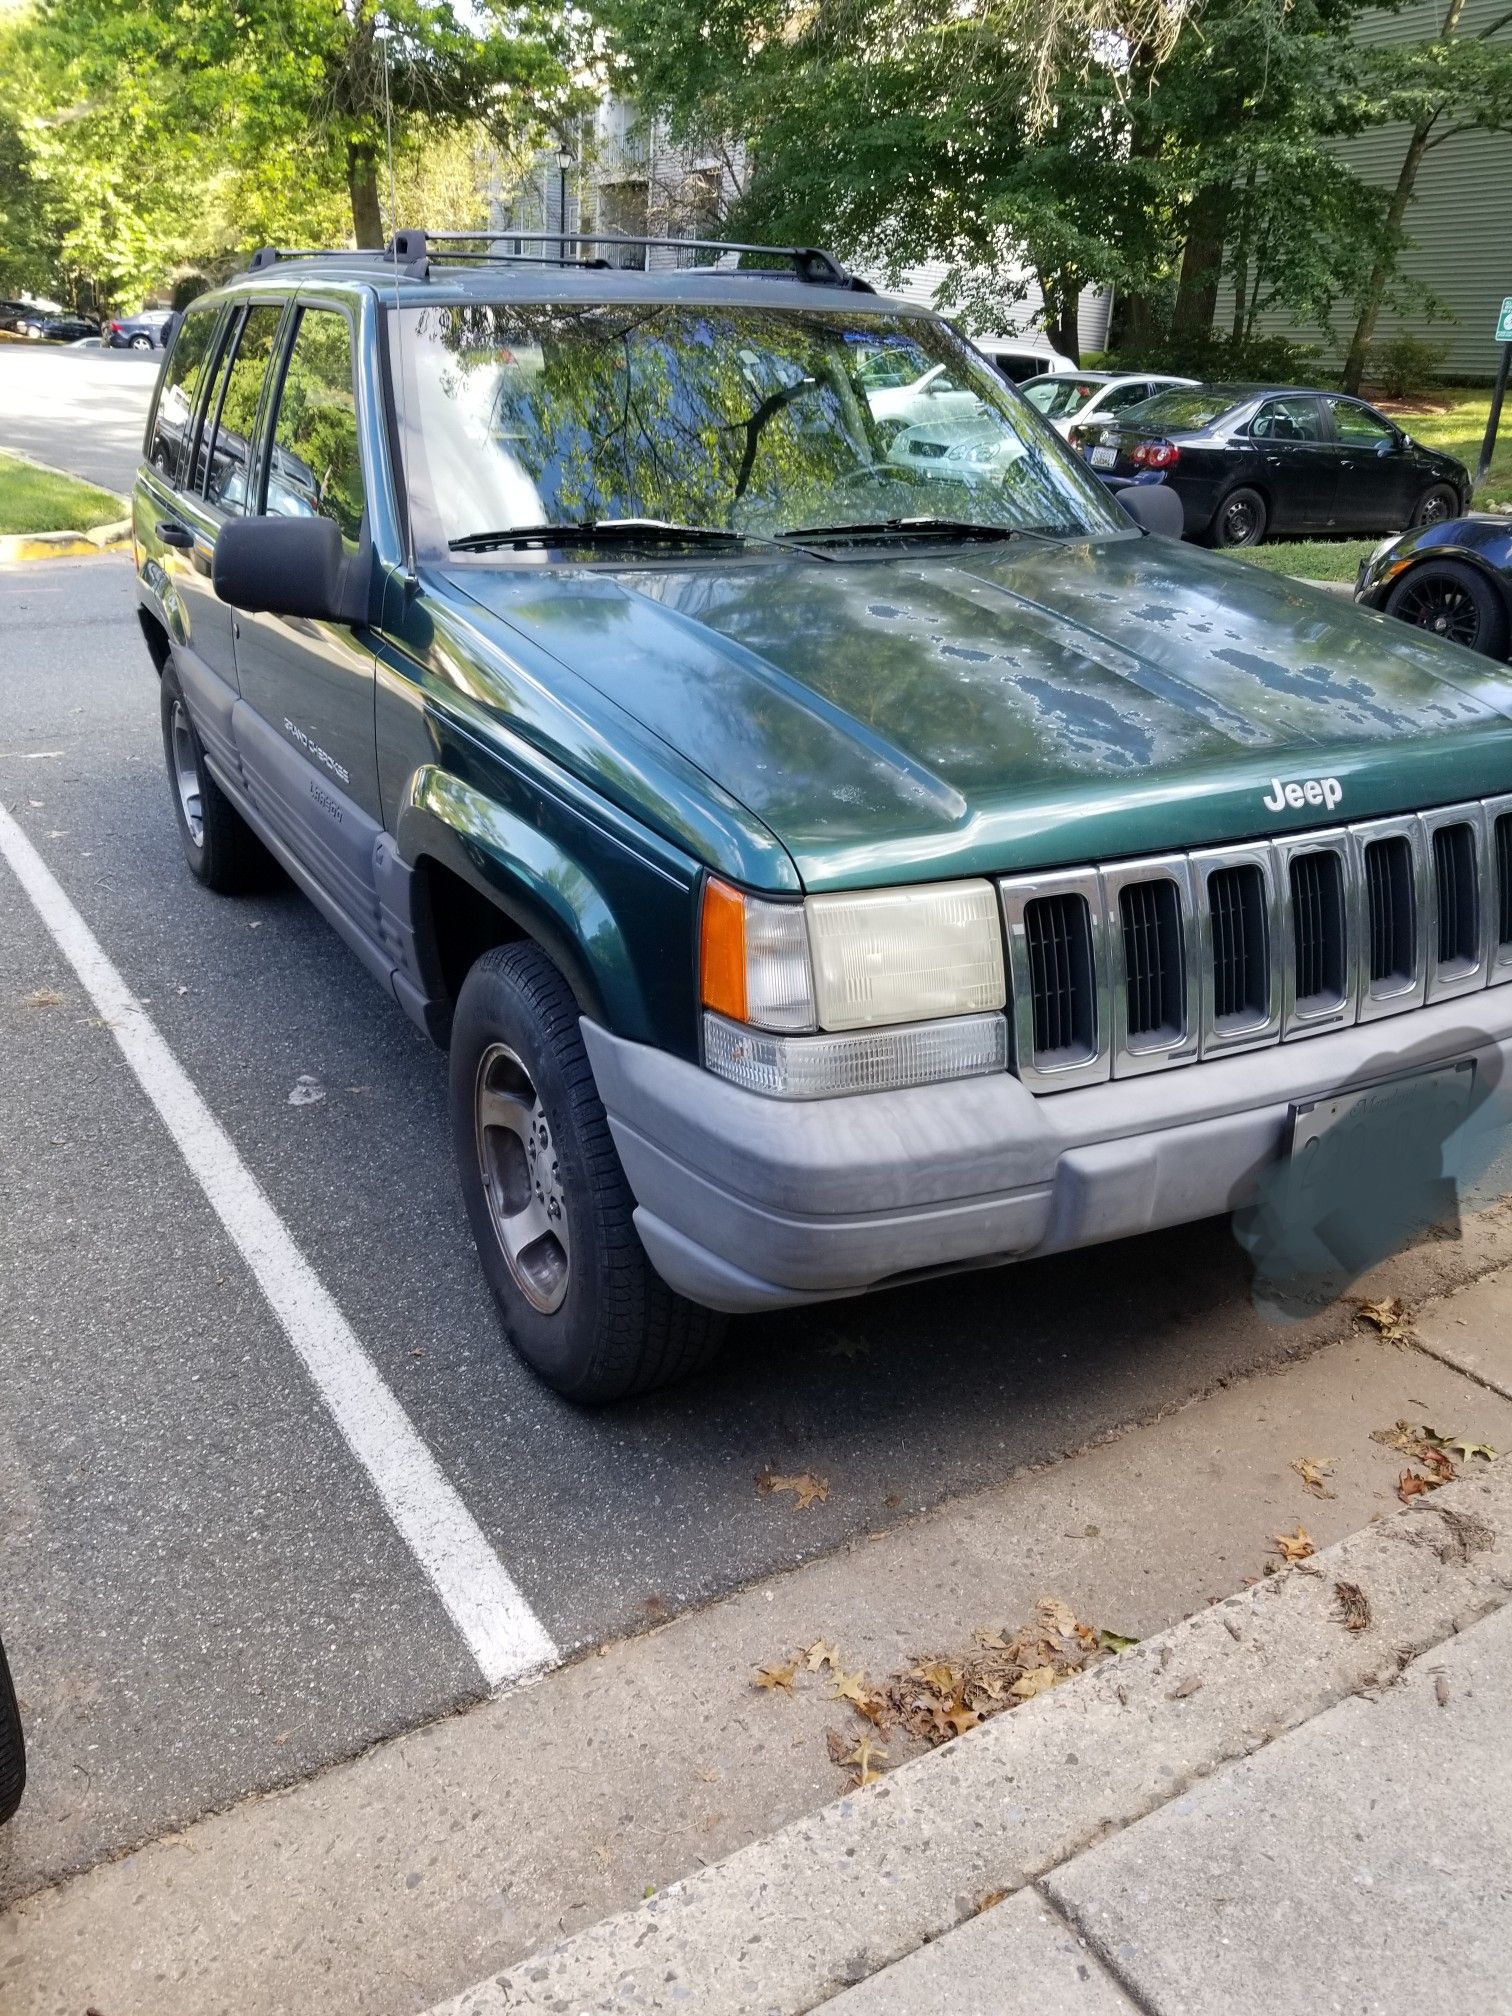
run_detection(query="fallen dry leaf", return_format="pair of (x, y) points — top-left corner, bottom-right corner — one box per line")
(1441, 1436), (1497, 1465)
(1334, 1581), (1371, 1632)
(756, 1470), (829, 1510)
(753, 1660), (798, 1692)
(1272, 1524), (1315, 1563)
(843, 1734), (887, 1787)
(824, 1728), (852, 1765)
(1398, 1469), (1433, 1503)
(976, 1889), (1009, 1914)
(1291, 1456), (1336, 1500)
(913, 1659), (957, 1693)
(1009, 1665), (1062, 1701)
(1356, 1296), (1413, 1344)
(22, 988), (63, 1009)
(804, 1640), (840, 1672)
(1098, 1628), (1139, 1653)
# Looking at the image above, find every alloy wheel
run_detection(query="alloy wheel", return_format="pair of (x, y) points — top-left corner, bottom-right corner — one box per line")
(1390, 571), (1483, 648)
(169, 700), (204, 846)
(474, 1041), (571, 1314)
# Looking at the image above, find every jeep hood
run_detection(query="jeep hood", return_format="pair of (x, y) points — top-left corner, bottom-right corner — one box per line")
(448, 531), (1512, 891)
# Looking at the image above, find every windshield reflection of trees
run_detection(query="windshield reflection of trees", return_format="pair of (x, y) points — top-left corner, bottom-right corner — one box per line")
(408, 304), (1116, 543)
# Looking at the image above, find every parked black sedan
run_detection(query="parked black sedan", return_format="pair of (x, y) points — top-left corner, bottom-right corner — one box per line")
(0, 1631), (23, 1824)
(1081, 384), (1469, 548)
(18, 312), (100, 344)
(1355, 514), (1512, 660)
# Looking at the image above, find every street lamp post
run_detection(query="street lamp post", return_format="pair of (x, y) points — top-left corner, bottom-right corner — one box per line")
(556, 145), (573, 254)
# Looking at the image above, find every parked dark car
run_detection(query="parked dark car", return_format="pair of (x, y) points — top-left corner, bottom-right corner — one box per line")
(1081, 384), (1468, 547)
(0, 298), (39, 333)
(108, 307), (174, 350)
(20, 312), (101, 344)
(0, 1632), (23, 1823)
(1356, 514), (1512, 661)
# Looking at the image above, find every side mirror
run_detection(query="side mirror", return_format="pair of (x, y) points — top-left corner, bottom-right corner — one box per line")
(1118, 483), (1185, 538)
(213, 514), (372, 627)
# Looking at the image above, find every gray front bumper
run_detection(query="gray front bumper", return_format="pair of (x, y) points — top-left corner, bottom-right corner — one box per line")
(581, 998), (1512, 1314)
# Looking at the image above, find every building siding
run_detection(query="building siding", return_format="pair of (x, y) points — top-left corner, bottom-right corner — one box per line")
(1217, 0), (1512, 377)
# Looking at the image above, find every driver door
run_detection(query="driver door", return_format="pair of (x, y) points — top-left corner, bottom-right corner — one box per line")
(231, 300), (384, 922)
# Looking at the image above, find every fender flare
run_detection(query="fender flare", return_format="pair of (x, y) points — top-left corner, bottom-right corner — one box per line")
(395, 765), (642, 1034)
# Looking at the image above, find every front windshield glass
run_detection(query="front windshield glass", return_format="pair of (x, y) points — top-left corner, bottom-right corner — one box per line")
(1022, 377), (1106, 420)
(399, 300), (1126, 551)
(1124, 388), (1239, 431)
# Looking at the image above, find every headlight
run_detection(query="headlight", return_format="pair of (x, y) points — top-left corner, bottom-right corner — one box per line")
(1368, 534), (1401, 568)
(699, 876), (1008, 1096)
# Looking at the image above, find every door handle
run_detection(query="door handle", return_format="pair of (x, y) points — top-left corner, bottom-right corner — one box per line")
(156, 520), (194, 550)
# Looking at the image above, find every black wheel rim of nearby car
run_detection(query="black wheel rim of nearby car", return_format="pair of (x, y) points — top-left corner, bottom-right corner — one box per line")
(1390, 570), (1483, 647)
(474, 1041), (572, 1315)
(1221, 495), (1260, 545)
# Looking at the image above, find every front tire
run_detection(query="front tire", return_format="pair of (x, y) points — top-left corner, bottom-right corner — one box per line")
(159, 658), (272, 892)
(450, 944), (726, 1403)
(1384, 560), (1511, 660)
(0, 1635), (25, 1825)
(1206, 485), (1268, 549)
(1412, 482), (1459, 528)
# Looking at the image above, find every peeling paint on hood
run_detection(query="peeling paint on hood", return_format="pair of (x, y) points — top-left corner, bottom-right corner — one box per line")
(448, 531), (1512, 891)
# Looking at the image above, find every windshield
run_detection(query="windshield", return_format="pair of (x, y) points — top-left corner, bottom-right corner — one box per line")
(399, 301), (1125, 552)
(1022, 377), (1107, 420)
(1121, 388), (1238, 432)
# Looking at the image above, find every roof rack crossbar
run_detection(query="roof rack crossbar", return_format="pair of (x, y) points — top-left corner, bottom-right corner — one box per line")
(395, 228), (862, 288)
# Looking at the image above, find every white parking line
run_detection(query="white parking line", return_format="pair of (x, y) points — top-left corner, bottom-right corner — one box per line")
(0, 800), (558, 1691)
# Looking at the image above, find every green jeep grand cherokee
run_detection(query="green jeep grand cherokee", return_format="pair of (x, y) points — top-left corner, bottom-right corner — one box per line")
(133, 230), (1512, 1401)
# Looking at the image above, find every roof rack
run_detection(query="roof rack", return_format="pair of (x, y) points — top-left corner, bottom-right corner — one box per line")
(244, 229), (872, 291)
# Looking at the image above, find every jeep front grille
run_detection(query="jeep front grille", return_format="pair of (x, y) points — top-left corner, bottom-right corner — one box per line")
(998, 795), (1512, 1092)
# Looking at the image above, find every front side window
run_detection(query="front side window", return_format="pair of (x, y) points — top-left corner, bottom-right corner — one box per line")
(147, 305), (220, 484)
(200, 304), (284, 511)
(1329, 399), (1397, 449)
(399, 301), (1125, 553)
(265, 308), (366, 540)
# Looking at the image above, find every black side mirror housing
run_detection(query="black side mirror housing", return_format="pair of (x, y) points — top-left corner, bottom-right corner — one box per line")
(213, 515), (374, 627)
(1118, 483), (1185, 539)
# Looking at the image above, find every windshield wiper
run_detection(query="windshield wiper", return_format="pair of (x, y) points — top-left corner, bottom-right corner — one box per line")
(448, 518), (761, 554)
(774, 516), (1020, 546)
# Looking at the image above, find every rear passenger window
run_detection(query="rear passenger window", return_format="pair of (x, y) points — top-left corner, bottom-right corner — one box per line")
(200, 304), (284, 512)
(265, 309), (366, 542)
(147, 306), (220, 485)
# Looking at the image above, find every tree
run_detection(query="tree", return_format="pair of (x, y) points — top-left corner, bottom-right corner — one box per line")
(1340, 0), (1512, 390)
(12, 0), (575, 302)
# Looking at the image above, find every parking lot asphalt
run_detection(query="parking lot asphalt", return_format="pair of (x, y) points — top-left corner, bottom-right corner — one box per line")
(1, 552), (1490, 1909)
(0, 346), (157, 496)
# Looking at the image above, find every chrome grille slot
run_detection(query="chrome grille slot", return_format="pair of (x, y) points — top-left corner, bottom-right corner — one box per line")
(1209, 866), (1268, 1024)
(1290, 851), (1346, 1009)
(1366, 836), (1414, 986)
(1497, 815), (1512, 946)
(1120, 880), (1183, 1043)
(1433, 823), (1478, 969)
(1024, 893), (1095, 1062)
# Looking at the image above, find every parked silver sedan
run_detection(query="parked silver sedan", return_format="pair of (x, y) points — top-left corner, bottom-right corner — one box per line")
(1022, 369), (1196, 439)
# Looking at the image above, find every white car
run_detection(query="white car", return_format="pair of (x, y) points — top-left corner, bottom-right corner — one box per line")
(973, 336), (1075, 385)
(1021, 370), (1196, 440)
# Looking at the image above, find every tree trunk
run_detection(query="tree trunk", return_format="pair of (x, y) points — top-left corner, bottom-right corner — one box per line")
(1171, 178), (1231, 337)
(1230, 165), (1258, 344)
(1039, 270), (1081, 367)
(347, 142), (384, 249)
(1340, 0), (1467, 392)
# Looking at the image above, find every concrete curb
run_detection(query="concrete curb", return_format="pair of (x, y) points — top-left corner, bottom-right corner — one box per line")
(0, 521), (130, 565)
(426, 1461), (1512, 2015)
